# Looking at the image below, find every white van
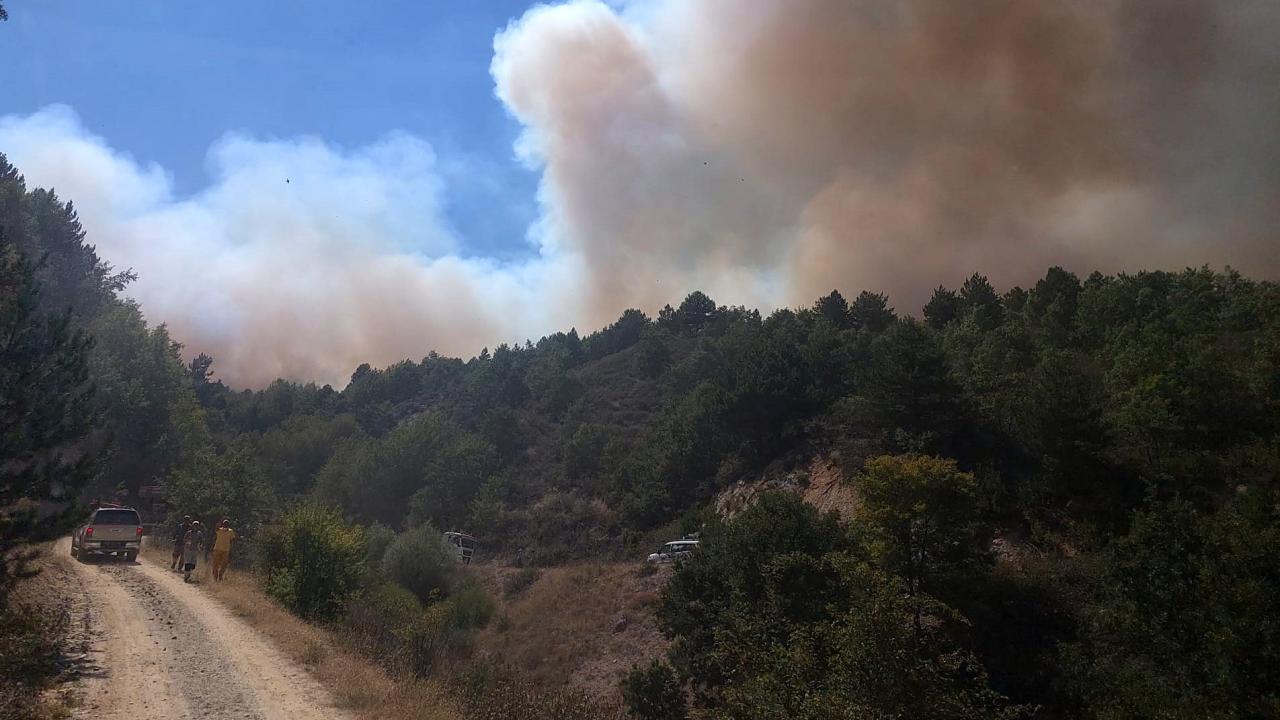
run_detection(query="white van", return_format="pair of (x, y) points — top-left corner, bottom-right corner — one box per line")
(443, 531), (478, 565)
(647, 539), (700, 564)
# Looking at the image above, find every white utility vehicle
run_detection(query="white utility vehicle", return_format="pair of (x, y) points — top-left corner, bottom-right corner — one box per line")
(647, 538), (700, 564)
(444, 531), (479, 565)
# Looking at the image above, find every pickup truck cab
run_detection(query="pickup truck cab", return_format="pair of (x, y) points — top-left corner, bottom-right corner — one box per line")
(71, 506), (143, 562)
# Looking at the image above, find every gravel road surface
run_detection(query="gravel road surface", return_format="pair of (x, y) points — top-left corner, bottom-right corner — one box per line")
(55, 538), (351, 720)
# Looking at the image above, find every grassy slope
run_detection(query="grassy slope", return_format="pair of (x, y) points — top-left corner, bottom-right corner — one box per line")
(473, 561), (671, 708)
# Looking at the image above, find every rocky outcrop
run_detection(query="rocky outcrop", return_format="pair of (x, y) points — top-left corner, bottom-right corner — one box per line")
(714, 472), (802, 519)
(802, 455), (860, 522)
(714, 454), (860, 522)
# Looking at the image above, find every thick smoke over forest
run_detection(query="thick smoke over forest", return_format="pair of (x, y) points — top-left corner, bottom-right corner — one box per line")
(3, 0), (1277, 386)
(498, 0), (1280, 312)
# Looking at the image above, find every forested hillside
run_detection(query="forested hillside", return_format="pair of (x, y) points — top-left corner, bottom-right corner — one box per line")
(194, 262), (1280, 559)
(1, 156), (210, 505)
(4, 153), (1280, 717)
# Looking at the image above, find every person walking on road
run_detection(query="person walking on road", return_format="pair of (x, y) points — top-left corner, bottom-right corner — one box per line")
(171, 514), (191, 570)
(182, 520), (204, 582)
(212, 519), (236, 581)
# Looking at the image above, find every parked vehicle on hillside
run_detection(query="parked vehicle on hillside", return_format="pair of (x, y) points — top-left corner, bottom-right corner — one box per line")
(71, 505), (144, 562)
(444, 531), (478, 565)
(647, 538), (699, 564)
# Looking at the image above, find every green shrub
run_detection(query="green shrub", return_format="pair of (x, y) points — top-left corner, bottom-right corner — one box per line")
(363, 522), (396, 571)
(257, 504), (365, 620)
(382, 522), (454, 603)
(341, 582), (454, 676)
(503, 567), (540, 598)
(445, 581), (494, 630)
(621, 659), (686, 720)
(856, 454), (990, 596)
(342, 582), (421, 658)
(404, 601), (472, 676)
(341, 577), (495, 678)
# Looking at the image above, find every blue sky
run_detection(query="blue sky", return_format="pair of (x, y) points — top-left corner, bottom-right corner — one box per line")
(0, 0), (541, 257)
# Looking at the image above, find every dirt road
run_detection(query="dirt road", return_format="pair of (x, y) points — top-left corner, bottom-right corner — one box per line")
(54, 538), (352, 720)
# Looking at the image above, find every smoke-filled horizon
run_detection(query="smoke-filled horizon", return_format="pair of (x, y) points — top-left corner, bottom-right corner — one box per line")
(3, 0), (1277, 388)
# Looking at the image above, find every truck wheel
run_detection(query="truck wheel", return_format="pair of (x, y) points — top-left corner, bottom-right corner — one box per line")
(69, 543), (77, 557)
(126, 551), (138, 563)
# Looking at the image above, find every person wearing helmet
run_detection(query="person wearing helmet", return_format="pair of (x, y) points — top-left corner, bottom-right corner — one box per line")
(211, 519), (236, 581)
(182, 520), (204, 582)
(171, 514), (192, 570)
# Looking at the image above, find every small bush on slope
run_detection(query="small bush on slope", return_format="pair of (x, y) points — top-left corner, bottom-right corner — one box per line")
(621, 659), (685, 720)
(258, 504), (365, 620)
(382, 522), (455, 603)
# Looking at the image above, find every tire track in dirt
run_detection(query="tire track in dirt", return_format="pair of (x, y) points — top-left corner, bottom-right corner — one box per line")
(58, 538), (351, 720)
(104, 563), (261, 718)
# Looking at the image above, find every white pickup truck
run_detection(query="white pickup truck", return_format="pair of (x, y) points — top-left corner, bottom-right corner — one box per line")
(71, 506), (143, 562)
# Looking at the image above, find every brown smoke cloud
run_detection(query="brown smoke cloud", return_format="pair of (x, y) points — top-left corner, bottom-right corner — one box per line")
(496, 0), (1280, 313)
(3, 0), (1277, 386)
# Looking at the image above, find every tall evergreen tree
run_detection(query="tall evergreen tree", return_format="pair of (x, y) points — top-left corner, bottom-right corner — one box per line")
(923, 285), (962, 328)
(849, 290), (895, 332)
(814, 289), (851, 328)
(0, 234), (103, 600)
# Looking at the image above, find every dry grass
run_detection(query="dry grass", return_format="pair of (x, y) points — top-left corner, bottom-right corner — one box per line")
(2, 544), (81, 720)
(475, 561), (669, 706)
(140, 543), (460, 720)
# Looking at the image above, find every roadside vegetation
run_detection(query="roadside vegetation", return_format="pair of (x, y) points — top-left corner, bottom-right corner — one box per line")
(251, 503), (609, 717)
(0, 584), (72, 720)
(2, 162), (105, 718)
(4, 147), (1280, 717)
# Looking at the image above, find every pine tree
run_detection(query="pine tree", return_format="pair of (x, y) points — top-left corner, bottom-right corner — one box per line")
(0, 233), (103, 601)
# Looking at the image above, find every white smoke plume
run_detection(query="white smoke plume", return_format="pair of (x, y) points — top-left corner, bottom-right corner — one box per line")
(3, 0), (1278, 386)
(0, 105), (579, 387)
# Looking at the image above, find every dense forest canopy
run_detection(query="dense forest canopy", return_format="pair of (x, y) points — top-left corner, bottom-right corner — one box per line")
(3, 152), (1280, 716)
